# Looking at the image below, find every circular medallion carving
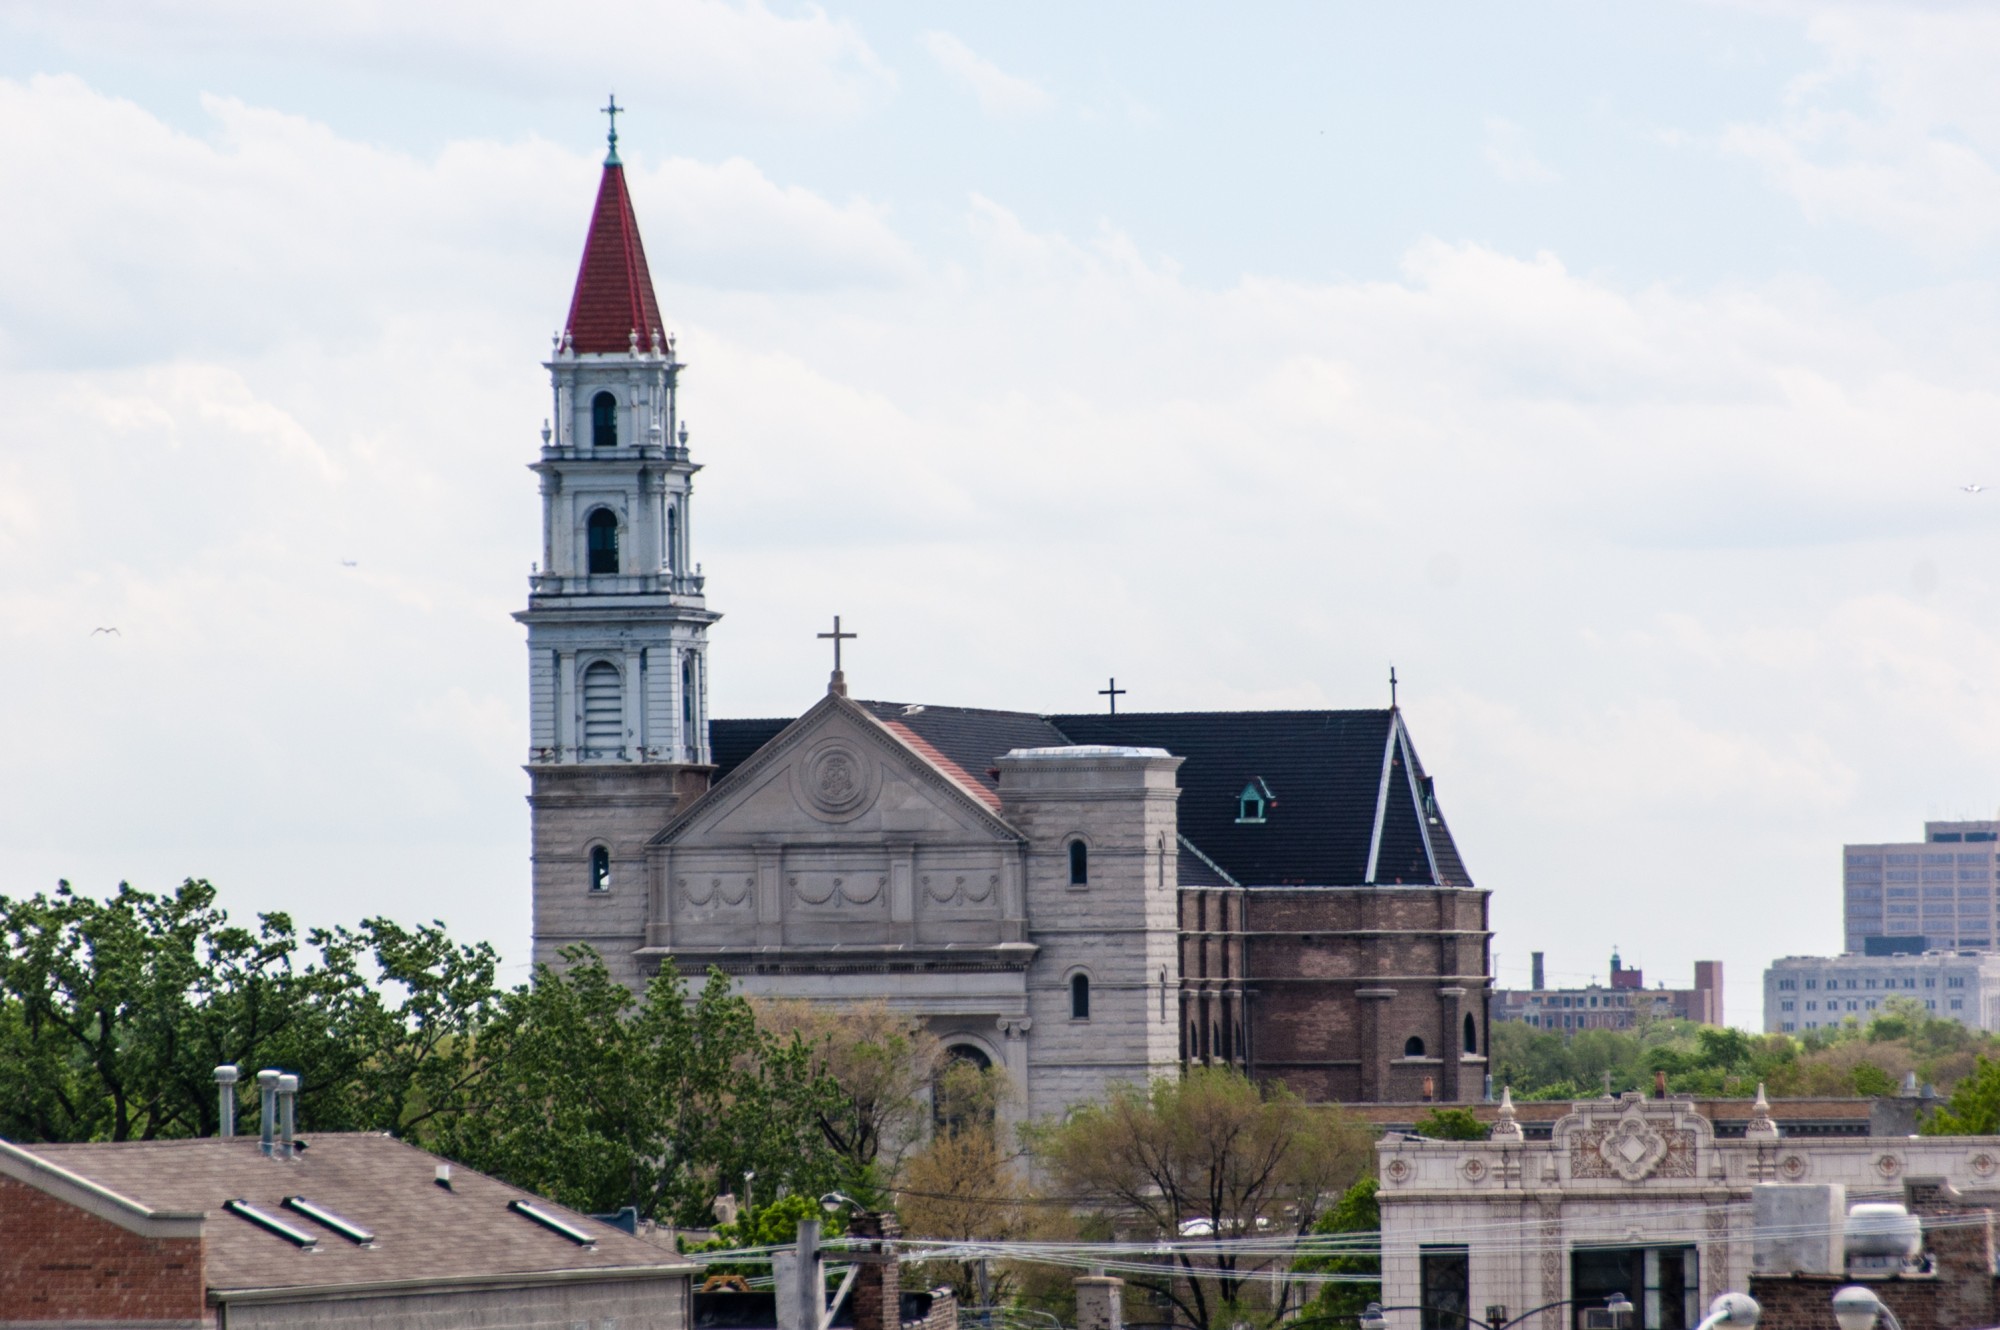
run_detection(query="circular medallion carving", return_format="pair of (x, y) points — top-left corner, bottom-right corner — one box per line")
(1779, 1154), (1809, 1180)
(1460, 1157), (1488, 1182)
(1384, 1158), (1412, 1184)
(1876, 1153), (1902, 1178)
(796, 740), (880, 822)
(1973, 1153), (1998, 1178)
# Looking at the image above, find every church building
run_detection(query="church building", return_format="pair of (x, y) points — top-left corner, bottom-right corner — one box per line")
(520, 125), (1492, 1121)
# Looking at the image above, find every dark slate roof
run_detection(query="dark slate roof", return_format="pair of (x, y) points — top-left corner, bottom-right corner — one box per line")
(710, 705), (1474, 890)
(18, 1133), (691, 1295)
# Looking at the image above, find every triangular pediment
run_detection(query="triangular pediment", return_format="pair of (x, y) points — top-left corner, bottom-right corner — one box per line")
(655, 692), (1025, 847)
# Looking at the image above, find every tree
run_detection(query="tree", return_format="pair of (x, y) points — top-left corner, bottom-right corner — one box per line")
(1925, 1055), (2000, 1135)
(1299, 1176), (1379, 1325)
(0, 880), (497, 1143)
(754, 998), (943, 1198)
(437, 949), (844, 1225)
(1411, 1108), (1486, 1141)
(1038, 1067), (1372, 1330)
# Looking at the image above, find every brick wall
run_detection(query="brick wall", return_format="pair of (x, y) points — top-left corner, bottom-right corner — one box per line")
(0, 1175), (205, 1325)
(1748, 1275), (1937, 1330)
(1244, 886), (1490, 1103)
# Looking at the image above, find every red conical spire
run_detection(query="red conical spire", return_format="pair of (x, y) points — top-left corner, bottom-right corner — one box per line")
(563, 160), (664, 354)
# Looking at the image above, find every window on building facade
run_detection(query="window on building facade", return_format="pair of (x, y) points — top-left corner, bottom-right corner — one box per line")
(1778, 979), (1796, 989)
(1236, 781), (1267, 824)
(1805, 978), (1817, 989)
(1070, 974), (1090, 1020)
(1952, 998), (1965, 1010)
(1806, 1001), (1817, 1011)
(1404, 1035), (1426, 1058)
(1572, 1246), (1697, 1330)
(1464, 1013), (1477, 1055)
(1926, 978), (1937, 988)
(587, 508), (619, 574)
(1780, 1000), (1794, 1011)
(1419, 1247), (1469, 1330)
(588, 845), (611, 892)
(1782, 1022), (1795, 1032)
(1068, 840), (1088, 886)
(591, 391), (617, 448)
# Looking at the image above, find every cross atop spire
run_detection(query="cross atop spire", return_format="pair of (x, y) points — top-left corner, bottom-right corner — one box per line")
(602, 95), (624, 165)
(818, 615), (857, 697)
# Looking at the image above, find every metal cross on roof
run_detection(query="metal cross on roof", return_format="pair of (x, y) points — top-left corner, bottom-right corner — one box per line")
(1098, 677), (1127, 715)
(817, 615), (857, 672)
(602, 95), (624, 164)
(1389, 665), (1398, 709)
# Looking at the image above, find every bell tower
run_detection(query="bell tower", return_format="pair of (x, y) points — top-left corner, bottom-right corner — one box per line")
(518, 108), (718, 982)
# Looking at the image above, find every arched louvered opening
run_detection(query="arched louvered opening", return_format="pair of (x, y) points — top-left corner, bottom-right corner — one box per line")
(1404, 1035), (1426, 1058)
(1070, 973), (1090, 1020)
(587, 509), (619, 575)
(591, 391), (617, 448)
(581, 661), (623, 757)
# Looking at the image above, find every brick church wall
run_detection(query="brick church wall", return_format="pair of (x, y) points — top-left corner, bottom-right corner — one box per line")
(1244, 886), (1490, 1103)
(0, 1175), (205, 1326)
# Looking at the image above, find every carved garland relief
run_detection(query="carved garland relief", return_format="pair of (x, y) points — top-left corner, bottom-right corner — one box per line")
(680, 875), (754, 908)
(924, 872), (999, 906)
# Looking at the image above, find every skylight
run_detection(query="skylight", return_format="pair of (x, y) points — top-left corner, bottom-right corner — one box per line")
(224, 1199), (318, 1249)
(282, 1196), (376, 1246)
(508, 1198), (599, 1248)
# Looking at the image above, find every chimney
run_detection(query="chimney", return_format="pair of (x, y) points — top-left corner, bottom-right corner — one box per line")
(1654, 1069), (1668, 1099)
(257, 1069), (281, 1155)
(277, 1074), (299, 1158)
(214, 1065), (239, 1138)
(1531, 952), (1545, 990)
(1075, 1275), (1125, 1330)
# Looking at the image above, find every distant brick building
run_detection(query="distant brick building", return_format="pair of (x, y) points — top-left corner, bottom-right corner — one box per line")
(522, 126), (1494, 1112)
(1493, 952), (1723, 1032)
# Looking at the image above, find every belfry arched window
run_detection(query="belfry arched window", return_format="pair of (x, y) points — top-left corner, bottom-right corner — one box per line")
(581, 661), (623, 756)
(1070, 973), (1090, 1020)
(589, 846), (611, 892)
(666, 505), (679, 573)
(587, 508), (619, 575)
(1404, 1035), (1426, 1058)
(1068, 840), (1088, 886)
(682, 654), (697, 735)
(591, 391), (618, 449)
(1464, 1013), (1478, 1055)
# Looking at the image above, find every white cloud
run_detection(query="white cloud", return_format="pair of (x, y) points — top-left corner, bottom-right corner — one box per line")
(0, 0), (895, 122)
(1483, 115), (1559, 184)
(9, 77), (2000, 1026)
(1721, 4), (2000, 255)
(920, 31), (1054, 120)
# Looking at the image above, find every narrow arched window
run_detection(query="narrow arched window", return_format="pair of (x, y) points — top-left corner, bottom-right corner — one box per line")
(587, 508), (619, 575)
(591, 391), (618, 448)
(589, 846), (611, 892)
(1464, 1013), (1478, 1055)
(681, 653), (697, 736)
(666, 504), (679, 573)
(1070, 974), (1090, 1020)
(1068, 840), (1088, 886)
(581, 661), (623, 756)
(1404, 1035), (1426, 1058)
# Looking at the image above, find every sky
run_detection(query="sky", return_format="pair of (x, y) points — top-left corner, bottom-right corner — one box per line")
(2, 1), (1998, 1026)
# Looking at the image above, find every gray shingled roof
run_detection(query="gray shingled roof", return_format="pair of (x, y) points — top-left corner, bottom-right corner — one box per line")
(21, 1134), (693, 1295)
(710, 704), (1473, 890)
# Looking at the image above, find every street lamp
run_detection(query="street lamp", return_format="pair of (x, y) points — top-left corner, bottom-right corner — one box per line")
(1832, 1286), (1904, 1330)
(1693, 1293), (1760, 1330)
(820, 1191), (857, 1214)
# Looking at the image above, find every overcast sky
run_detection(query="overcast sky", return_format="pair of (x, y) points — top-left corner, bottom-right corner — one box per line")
(3, 1), (1997, 1025)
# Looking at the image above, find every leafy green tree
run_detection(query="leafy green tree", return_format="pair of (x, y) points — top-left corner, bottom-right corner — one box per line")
(1039, 1067), (1371, 1330)
(1411, 1108), (1486, 1141)
(437, 949), (844, 1225)
(1925, 1055), (2000, 1135)
(0, 880), (496, 1143)
(1300, 1176), (1379, 1324)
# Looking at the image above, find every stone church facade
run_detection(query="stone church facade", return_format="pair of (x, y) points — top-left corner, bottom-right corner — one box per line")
(522, 131), (1493, 1121)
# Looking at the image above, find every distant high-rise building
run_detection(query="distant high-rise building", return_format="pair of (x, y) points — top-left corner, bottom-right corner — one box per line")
(1844, 820), (2000, 955)
(1764, 950), (2000, 1034)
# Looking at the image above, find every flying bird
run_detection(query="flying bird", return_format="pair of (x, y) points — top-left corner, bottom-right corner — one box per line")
(1962, 483), (1986, 494)
(340, 558), (359, 567)
(91, 627), (120, 636)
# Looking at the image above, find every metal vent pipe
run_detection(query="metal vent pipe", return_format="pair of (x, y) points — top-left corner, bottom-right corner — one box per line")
(257, 1068), (281, 1156)
(214, 1065), (239, 1139)
(277, 1074), (299, 1159)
